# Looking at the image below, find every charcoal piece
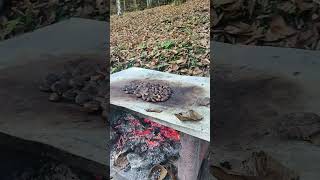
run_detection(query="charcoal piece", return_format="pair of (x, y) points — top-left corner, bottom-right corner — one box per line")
(75, 92), (92, 105)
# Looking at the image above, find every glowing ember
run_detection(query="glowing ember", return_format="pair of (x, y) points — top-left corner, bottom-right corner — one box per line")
(114, 117), (180, 150)
(111, 113), (181, 179)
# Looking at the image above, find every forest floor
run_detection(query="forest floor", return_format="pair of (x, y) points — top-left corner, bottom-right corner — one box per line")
(110, 0), (210, 77)
(0, 0), (108, 41)
(212, 0), (320, 50)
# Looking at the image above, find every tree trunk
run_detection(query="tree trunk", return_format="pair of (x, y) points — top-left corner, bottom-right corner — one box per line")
(116, 0), (122, 15)
(133, 0), (138, 10)
(123, 0), (126, 12)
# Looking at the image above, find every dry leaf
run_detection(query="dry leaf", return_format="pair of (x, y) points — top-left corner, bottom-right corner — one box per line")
(264, 16), (296, 42)
(145, 108), (163, 113)
(277, 1), (296, 14)
(213, 0), (237, 6)
(175, 110), (203, 121)
(224, 22), (252, 35)
(114, 152), (129, 169)
(148, 165), (168, 180)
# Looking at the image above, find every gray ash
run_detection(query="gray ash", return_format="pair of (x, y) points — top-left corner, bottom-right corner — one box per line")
(39, 61), (109, 119)
(111, 114), (181, 179)
(122, 81), (172, 102)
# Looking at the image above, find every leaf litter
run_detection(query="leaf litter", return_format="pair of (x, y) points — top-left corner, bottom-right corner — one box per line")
(111, 0), (210, 77)
(0, 0), (108, 41)
(211, 0), (320, 50)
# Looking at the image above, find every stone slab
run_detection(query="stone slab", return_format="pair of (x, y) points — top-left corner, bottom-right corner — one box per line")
(0, 18), (108, 176)
(212, 42), (320, 180)
(110, 67), (210, 141)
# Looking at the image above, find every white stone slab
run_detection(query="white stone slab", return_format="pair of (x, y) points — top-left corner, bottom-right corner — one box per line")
(110, 67), (210, 142)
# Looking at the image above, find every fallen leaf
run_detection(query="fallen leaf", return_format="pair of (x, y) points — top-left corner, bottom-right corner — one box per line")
(149, 165), (168, 180)
(145, 108), (163, 113)
(213, 0), (237, 7)
(175, 110), (203, 121)
(224, 22), (252, 35)
(114, 152), (129, 169)
(264, 16), (296, 42)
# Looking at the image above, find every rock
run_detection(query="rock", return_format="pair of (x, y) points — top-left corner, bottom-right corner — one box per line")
(49, 93), (60, 102)
(75, 92), (92, 105)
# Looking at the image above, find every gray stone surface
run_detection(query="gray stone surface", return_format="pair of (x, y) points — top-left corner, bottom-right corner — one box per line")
(212, 42), (320, 180)
(110, 67), (210, 141)
(0, 18), (108, 176)
(0, 18), (108, 69)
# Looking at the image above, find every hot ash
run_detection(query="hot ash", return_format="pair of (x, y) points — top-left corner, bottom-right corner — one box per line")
(111, 114), (181, 179)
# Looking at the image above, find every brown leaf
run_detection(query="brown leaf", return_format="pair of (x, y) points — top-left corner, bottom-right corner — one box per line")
(114, 152), (129, 169)
(145, 108), (163, 113)
(248, 0), (256, 17)
(149, 165), (168, 180)
(192, 67), (203, 75)
(213, 0), (237, 6)
(264, 16), (296, 42)
(175, 110), (203, 121)
(277, 1), (296, 14)
(224, 22), (252, 35)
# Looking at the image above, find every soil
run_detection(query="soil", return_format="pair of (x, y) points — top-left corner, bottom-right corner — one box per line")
(0, 146), (96, 180)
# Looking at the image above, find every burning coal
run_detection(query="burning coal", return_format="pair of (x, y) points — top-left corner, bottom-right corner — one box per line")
(111, 114), (181, 179)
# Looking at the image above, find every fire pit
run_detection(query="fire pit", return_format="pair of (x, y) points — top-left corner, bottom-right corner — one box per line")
(110, 113), (181, 179)
(110, 68), (210, 180)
